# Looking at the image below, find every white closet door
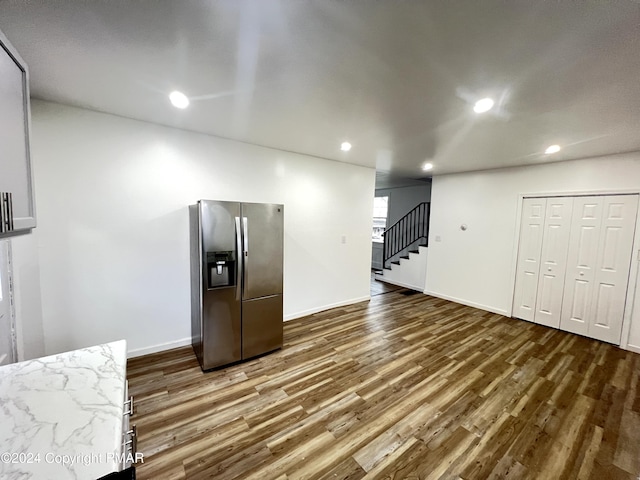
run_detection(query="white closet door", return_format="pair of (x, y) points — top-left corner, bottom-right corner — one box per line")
(513, 198), (547, 321)
(534, 197), (573, 328)
(589, 195), (639, 343)
(560, 197), (603, 336)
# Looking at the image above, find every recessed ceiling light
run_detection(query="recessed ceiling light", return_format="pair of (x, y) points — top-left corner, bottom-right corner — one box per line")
(545, 144), (561, 154)
(422, 163), (433, 171)
(473, 98), (495, 113)
(169, 91), (189, 109)
(340, 142), (352, 152)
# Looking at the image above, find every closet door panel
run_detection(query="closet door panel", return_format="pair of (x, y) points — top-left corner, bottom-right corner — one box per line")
(537, 274), (555, 315)
(513, 198), (547, 321)
(589, 195), (639, 343)
(560, 197), (602, 336)
(534, 198), (573, 328)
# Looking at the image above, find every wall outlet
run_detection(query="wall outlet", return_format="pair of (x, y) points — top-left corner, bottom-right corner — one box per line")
(435, 235), (441, 242)
(341, 235), (347, 244)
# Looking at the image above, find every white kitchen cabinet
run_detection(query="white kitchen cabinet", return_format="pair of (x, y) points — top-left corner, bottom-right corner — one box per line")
(0, 27), (36, 235)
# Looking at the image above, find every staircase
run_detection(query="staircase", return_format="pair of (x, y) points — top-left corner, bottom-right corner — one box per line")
(376, 202), (430, 291)
(382, 202), (430, 270)
(377, 245), (428, 291)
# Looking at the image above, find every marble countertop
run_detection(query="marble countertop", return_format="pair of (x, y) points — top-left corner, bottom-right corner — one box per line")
(0, 340), (127, 480)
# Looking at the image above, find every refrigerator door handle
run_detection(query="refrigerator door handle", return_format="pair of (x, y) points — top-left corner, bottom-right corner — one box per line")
(235, 216), (242, 301)
(242, 216), (248, 290)
(242, 217), (248, 256)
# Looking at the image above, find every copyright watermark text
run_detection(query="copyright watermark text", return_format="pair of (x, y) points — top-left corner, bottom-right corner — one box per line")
(1, 451), (144, 466)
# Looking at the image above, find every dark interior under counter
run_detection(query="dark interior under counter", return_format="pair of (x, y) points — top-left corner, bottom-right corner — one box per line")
(97, 466), (136, 480)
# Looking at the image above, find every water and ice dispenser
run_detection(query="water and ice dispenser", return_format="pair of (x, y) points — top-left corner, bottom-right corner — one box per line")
(206, 251), (236, 288)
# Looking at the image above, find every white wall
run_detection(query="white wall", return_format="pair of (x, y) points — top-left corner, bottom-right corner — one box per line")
(10, 232), (45, 360)
(426, 154), (640, 351)
(31, 101), (375, 356)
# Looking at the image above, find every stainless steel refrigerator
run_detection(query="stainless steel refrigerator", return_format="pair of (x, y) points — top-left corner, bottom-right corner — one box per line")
(190, 200), (284, 371)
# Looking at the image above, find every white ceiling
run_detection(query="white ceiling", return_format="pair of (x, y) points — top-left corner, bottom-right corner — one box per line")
(1, 1), (639, 187)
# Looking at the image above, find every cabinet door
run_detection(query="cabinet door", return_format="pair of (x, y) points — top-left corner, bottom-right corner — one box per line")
(560, 197), (603, 336)
(0, 30), (36, 232)
(588, 195), (639, 344)
(534, 198), (573, 328)
(513, 198), (547, 321)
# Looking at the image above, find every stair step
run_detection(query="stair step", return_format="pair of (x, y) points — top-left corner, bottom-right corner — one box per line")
(419, 244), (427, 247)
(409, 250), (419, 254)
(391, 261), (400, 265)
(383, 267), (392, 271)
(400, 256), (409, 260)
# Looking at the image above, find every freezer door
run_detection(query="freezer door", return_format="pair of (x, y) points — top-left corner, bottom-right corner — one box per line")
(241, 203), (284, 300)
(200, 200), (240, 260)
(242, 294), (283, 359)
(202, 286), (242, 369)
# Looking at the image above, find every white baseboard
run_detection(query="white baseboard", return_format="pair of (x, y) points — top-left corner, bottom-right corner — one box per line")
(284, 295), (371, 321)
(423, 290), (509, 316)
(625, 343), (640, 354)
(376, 276), (422, 292)
(128, 337), (192, 358)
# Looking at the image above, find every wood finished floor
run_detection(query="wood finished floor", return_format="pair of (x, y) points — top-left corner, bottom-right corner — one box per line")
(127, 291), (640, 480)
(370, 270), (402, 297)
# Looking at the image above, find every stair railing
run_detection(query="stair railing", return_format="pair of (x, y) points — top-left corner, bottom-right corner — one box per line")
(382, 202), (430, 269)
